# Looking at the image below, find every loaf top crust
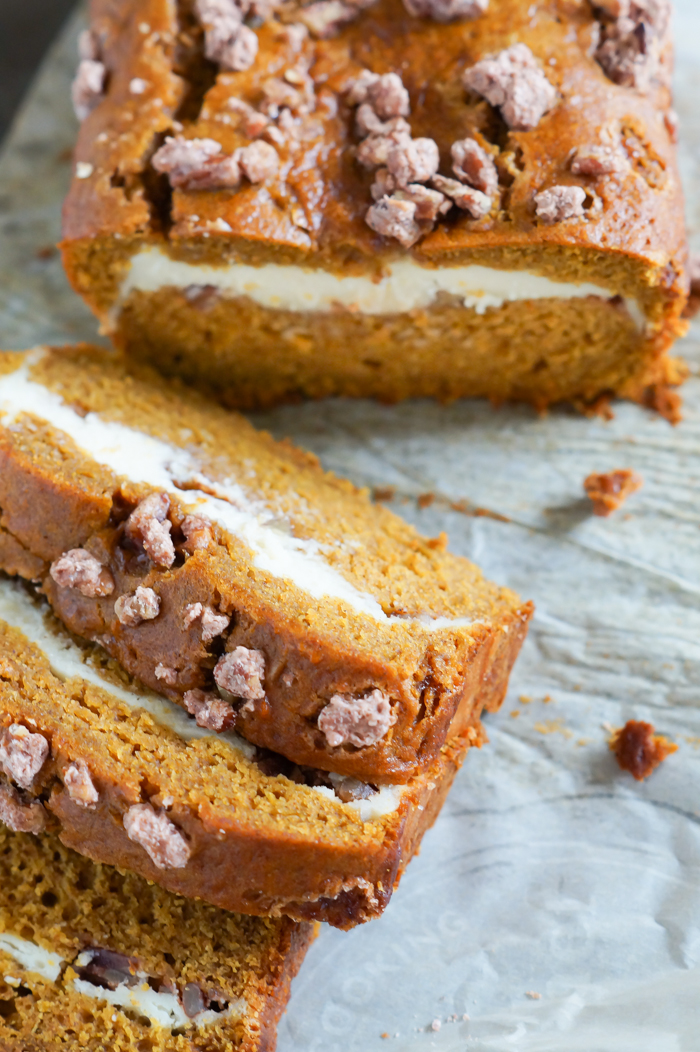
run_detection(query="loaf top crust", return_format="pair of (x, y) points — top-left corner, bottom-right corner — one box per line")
(62, 0), (687, 298)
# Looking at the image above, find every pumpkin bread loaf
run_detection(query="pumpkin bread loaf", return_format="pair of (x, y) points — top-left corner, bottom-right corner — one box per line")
(62, 0), (688, 414)
(0, 346), (532, 790)
(0, 823), (312, 1051)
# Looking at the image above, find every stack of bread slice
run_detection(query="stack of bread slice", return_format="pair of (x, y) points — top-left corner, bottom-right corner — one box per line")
(0, 344), (532, 1048)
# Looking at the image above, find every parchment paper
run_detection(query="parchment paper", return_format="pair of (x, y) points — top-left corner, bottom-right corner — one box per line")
(1, 6), (700, 1049)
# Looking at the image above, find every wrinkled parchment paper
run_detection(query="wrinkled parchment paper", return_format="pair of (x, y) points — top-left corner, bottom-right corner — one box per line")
(1, 5), (700, 1048)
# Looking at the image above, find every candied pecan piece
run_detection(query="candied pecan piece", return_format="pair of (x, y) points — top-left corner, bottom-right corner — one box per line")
(72, 58), (106, 121)
(365, 196), (422, 247)
(463, 43), (557, 131)
(181, 514), (214, 551)
(432, 174), (491, 218)
(366, 73), (410, 120)
(195, 0), (259, 71)
(125, 493), (175, 568)
(123, 804), (190, 869)
(50, 548), (115, 597)
(64, 760), (99, 808)
(370, 167), (397, 200)
(298, 0), (358, 37)
(183, 689), (236, 731)
(395, 184), (449, 221)
(571, 144), (626, 176)
(318, 689), (397, 748)
(403, 0), (487, 20)
(583, 469), (643, 516)
(387, 136), (440, 188)
(534, 185), (586, 223)
(152, 136), (241, 192)
(155, 664), (178, 686)
(215, 646), (266, 702)
(115, 586), (160, 627)
(236, 140), (280, 182)
(0, 724), (49, 790)
(356, 123), (411, 169)
(451, 138), (498, 195)
(182, 603), (229, 642)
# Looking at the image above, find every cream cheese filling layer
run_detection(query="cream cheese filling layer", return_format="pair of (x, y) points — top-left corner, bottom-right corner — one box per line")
(0, 577), (404, 818)
(0, 352), (480, 632)
(120, 246), (645, 325)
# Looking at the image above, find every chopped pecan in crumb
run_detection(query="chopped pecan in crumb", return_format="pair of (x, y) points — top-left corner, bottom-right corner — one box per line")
(534, 185), (586, 223)
(65, 760), (99, 808)
(583, 469), (643, 516)
(125, 492), (176, 568)
(356, 123), (411, 169)
(123, 804), (190, 869)
(395, 184), (449, 221)
(50, 549), (115, 598)
(0, 725), (49, 790)
(183, 689), (235, 731)
(594, 2), (670, 92)
(370, 167), (396, 200)
(365, 196), (422, 247)
(318, 689), (397, 748)
(214, 646), (266, 702)
(463, 43), (557, 131)
(115, 586), (160, 627)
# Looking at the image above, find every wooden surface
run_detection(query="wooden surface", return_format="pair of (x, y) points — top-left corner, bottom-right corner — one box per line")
(0, 0), (76, 142)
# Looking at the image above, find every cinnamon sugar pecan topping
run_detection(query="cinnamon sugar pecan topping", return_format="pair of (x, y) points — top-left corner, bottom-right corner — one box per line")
(182, 603), (230, 642)
(125, 492), (175, 568)
(183, 689), (236, 731)
(395, 184), (449, 221)
(431, 175), (491, 218)
(366, 196), (422, 248)
(318, 689), (397, 749)
(593, 0), (670, 91)
(72, 30), (106, 121)
(0, 724), (49, 790)
(123, 804), (191, 869)
(50, 549), (115, 597)
(403, 0), (487, 22)
(236, 140), (280, 182)
(115, 586), (161, 627)
(65, 760), (99, 808)
(463, 43), (557, 131)
(387, 137), (440, 188)
(152, 137), (241, 191)
(451, 138), (498, 195)
(155, 664), (178, 686)
(0, 783), (46, 834)
(571, 144), (626, 176)
(535, 185), (586, 223)
(181, 514), (214, 551)
(214, 646), (266, 702)
(298, 0), (375, 38)
(195, 0), (259, 72)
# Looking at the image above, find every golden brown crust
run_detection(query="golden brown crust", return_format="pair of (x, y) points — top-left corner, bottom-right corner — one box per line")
(0, 346), (531, 786)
